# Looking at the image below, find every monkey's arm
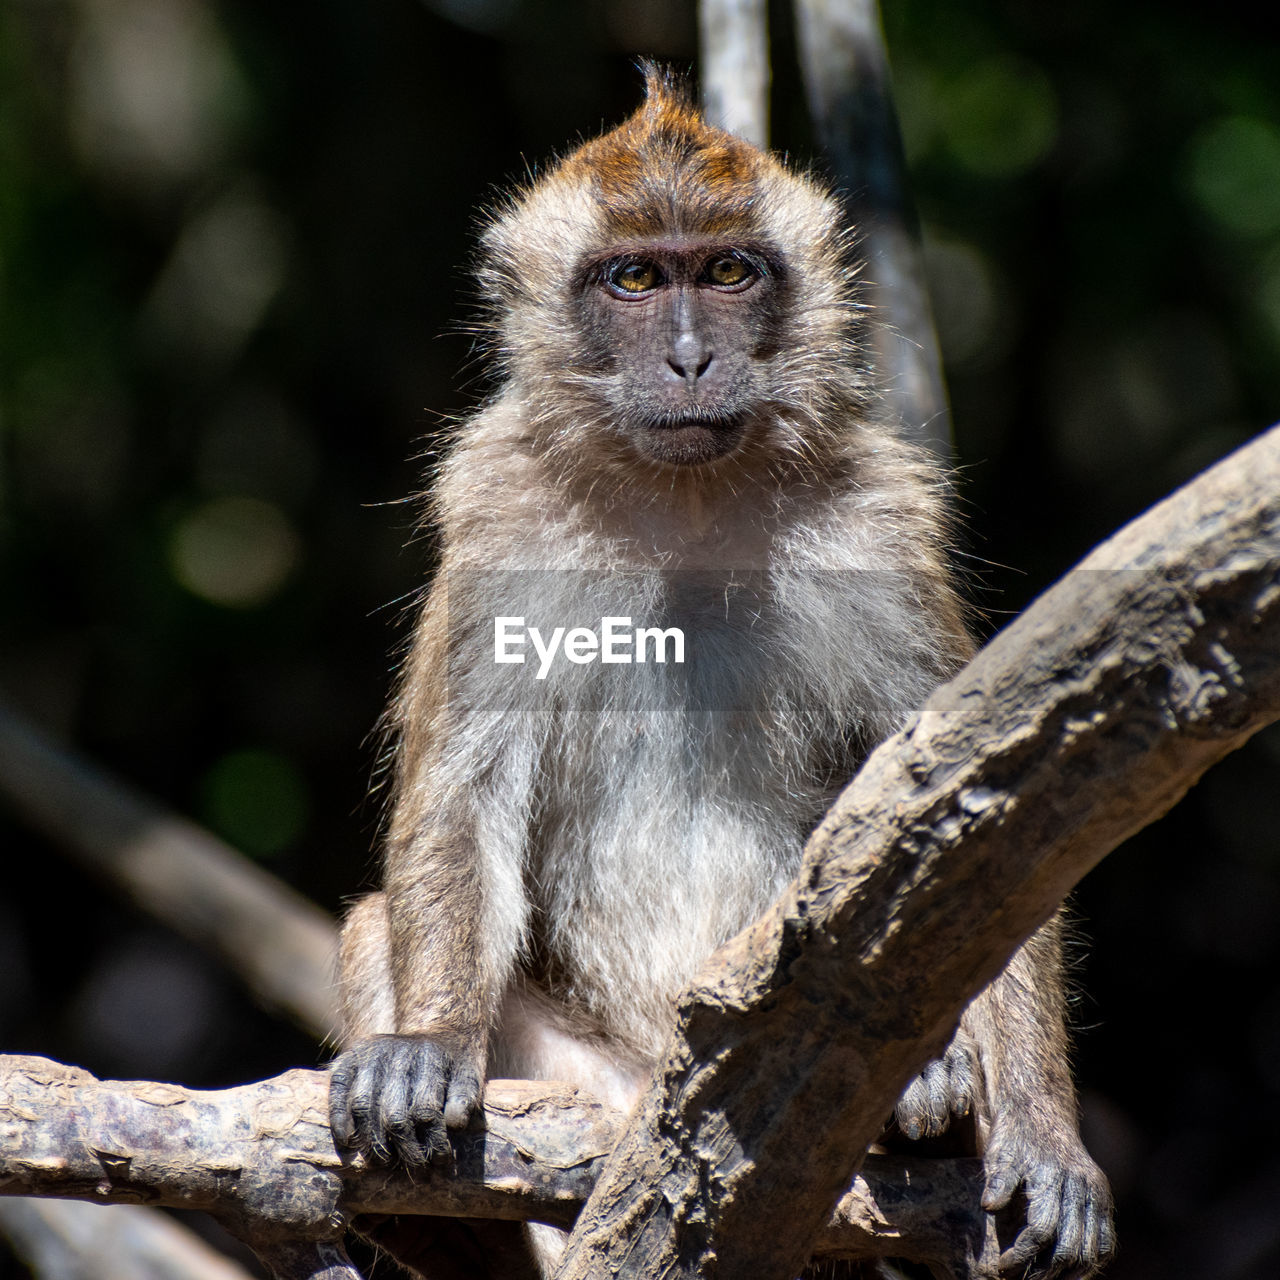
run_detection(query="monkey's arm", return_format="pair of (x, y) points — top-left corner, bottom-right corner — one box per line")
(329, 588), (517, 1165)
(329, 838), (494, 1167)
(963, 914), (1115, 1277)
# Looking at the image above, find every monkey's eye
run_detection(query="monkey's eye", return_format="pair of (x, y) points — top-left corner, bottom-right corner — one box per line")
(605, 260), (663, 295)
(704, 254), (755, 288)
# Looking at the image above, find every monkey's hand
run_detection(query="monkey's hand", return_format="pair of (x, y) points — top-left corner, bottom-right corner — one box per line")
(328, 1032), (485, 1166)
(894, 1032), (978, 1140)
(981, 1107), (1116, 1279)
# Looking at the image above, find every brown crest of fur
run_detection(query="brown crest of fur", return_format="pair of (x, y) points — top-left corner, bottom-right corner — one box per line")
(560, 63), (764, 236)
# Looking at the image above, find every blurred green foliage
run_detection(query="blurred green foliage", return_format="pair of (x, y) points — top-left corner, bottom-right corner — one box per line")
(1, 1), (1278, 1277)
(199, 745), (309, 855)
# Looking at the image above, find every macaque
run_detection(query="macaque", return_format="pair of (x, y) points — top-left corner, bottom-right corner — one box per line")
(329, 65), (1114, 1280)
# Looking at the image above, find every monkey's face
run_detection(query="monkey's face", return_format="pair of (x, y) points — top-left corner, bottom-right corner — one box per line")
(577, 235), (786, 466)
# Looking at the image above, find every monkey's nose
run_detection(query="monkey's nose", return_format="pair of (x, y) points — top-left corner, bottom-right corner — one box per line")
(668, 334), (713, 387)
(667, 355), (713, 387)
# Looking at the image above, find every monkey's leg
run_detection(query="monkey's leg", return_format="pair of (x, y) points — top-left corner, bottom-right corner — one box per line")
(961, 913), (1115, 1279)
(335, 891), (397, 1039)
(489, 982), (651, 1276)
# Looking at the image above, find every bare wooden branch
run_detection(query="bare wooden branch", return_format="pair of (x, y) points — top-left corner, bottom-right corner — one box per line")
(0, 701), (338, 1041)
(0, 1197), (257, 1280)
(556, 423), (1280, 1279)
(793, 0), (952, 453)
(698, 0), (770, 147)
(0, 1055), (993, 1278)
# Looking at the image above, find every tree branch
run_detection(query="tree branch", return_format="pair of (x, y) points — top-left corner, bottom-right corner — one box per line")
(0, 1197), (258, 1280)
(0, 701), (338, 1041)
(555, 423), (1280, 1279)
(698, 0), (770, 148)
(794, 0), (952, 453)
(0, 1056), (992, 1280)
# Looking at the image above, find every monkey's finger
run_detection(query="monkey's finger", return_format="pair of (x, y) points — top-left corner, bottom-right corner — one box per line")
(1094, 1198), (1116, 1263)
(1077, 1195), (1114, 1275)
(403, 1051), (451, 1164)
(894, 1075), (929, 1140)
(1049, 1180), (1085, 1266)
(980, 1162), (1020, 1212)
(327, 1054), (358, 1149)
(1046, 1170), (1114, 1278)
(918, 1060), (950, 1132)
(997, 1178), (1060, 1272)
(997, 1227), (1051, 1274)
(1076, 1204), (1100, 1274)
(946, 1041), (977, 1116)
(338, 1049), (390, 1158)
(443, 1063), (482, 1129)
(378, 1060), (426, 1165)
(896, 1057), (953, 1139)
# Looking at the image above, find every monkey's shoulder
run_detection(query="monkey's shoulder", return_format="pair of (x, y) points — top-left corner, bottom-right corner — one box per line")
(430, 404), (563, 552)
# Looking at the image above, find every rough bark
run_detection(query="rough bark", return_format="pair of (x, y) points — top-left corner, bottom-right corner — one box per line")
(555, 423), (1280, 1280)
(0, 1056), (992, 1279)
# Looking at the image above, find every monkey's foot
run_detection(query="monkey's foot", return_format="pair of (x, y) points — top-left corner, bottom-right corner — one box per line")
(328, 1032), (484, 1166)
(894, 1033), (977, 1140)
(981, 1115), (1116, 1279)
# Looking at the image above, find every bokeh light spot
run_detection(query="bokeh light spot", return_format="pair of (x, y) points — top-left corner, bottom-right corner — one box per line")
(943, 56), (1058, 177)
(200, 747), (309, 856)
(169, 495), (300, 608)
(1186, 115), (1280, 237)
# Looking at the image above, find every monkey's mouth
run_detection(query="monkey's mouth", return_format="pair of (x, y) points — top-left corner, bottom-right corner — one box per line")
(636, 411), (746, 465)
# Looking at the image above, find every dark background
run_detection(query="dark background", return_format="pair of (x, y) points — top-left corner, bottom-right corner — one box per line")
(2, 1), (1279, 1277)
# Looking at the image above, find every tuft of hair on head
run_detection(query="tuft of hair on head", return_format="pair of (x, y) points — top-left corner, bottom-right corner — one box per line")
(636, 59), (695, 114)
(558, 60), (765, 236)
(630, 60), (704, 141)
